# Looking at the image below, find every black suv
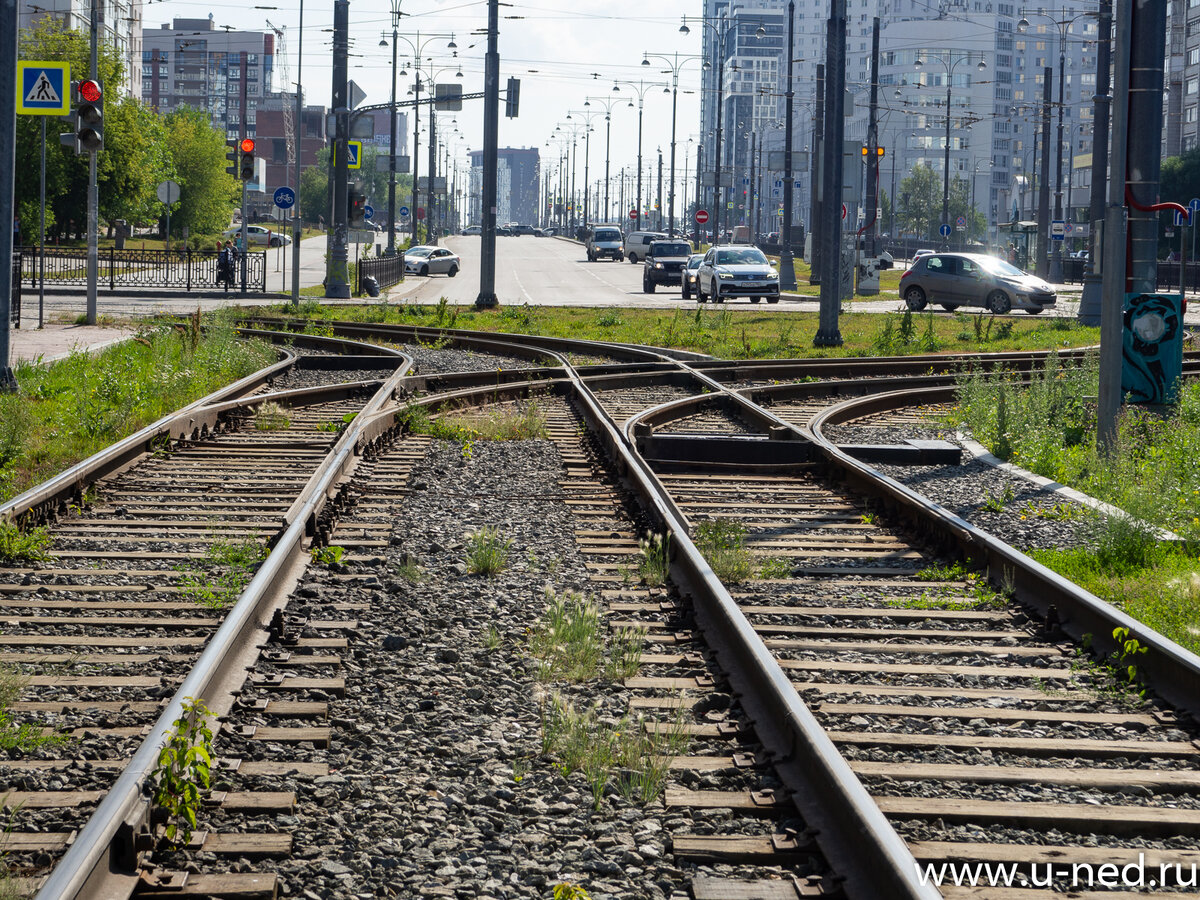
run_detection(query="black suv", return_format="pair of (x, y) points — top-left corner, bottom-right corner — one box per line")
(642, 239), (692, 293)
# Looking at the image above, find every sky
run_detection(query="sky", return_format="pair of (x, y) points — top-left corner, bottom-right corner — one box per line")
(148, 0), (707, 209)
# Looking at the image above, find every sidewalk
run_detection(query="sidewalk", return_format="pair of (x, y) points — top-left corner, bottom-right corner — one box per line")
(7, 322), (132, 366)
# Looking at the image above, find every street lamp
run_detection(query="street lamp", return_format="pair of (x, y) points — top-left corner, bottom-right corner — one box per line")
(407, 59), (462, 246)
(568, 106), (603, 228)
(614, 79), (665, 229)
(557, 121), (588, 232)
(913, 50), (986, 248)
(971, 157), (994, 244)
(585, 92), (622, 224)
(642, 51), (701, 237)
(1018, 8), (1096, 283)
(387, 31), (457, 242)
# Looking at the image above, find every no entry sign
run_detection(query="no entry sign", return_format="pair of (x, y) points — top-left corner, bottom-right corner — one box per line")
(695, 209), (709, 224)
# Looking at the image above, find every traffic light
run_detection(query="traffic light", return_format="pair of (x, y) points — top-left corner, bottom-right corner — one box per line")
(76, 79), (103, 153)
(225, 139), (239, 177)
(349, 185), (366, 226)
(505, 77), (520, 118)
(58, 81), (81, 154)
(239, 137), (255, 181)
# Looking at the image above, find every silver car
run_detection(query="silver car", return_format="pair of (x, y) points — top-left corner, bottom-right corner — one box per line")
(404, 245), (461, 277)
(222, 224), (291, 247)
(695, 246), (781, 304)
(900, 252), (1055, 314)
(681, 253), (704, 300)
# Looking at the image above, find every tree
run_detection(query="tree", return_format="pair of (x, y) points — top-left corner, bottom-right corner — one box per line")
(165, 108), (239, 237)
(896, 163), (984, 242)
(1158, 149), (1200, 256)
(99, 99), (174, 231)
(299, 150), (330, 226)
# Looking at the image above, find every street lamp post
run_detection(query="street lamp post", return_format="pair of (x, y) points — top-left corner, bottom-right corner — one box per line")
(586, 93), (621, 224)
(681, 14), (731, 244)
(971, 157), (994, 244)
(781, 0), (797, 289)
(642, 52), (701, 237)
(1019, 8), (1097, 283)
(416, 61), (462, 246)
(913, 51), (986, 248)
(615, 79), (663, 230)
(381, 1), (401, 255)
(568, 106), (603, 228)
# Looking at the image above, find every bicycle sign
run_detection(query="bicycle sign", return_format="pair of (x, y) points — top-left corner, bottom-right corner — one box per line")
(273, 187), (296, 210)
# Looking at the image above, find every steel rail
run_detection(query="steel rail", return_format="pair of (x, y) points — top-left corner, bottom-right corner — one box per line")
(0, 348), (297, 526)
(35, 364), (412, 900)
(806, 384), (1200, 720)
(554, 360), (940, 900)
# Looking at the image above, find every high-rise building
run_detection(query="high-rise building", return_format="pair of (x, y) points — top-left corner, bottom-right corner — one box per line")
(142, 17), (274, 141)
(469, 148), (540, 225)
(20, 0), (144, 100)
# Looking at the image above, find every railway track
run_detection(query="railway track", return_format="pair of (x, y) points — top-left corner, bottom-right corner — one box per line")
(2, 321), (1198, 899)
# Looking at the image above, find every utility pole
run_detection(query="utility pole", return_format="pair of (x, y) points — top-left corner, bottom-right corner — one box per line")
(412, 69), (421, 243)
(694, 145), (702, 249)
(386, 0), (399, 256)
(291, 0), (304, 305)
(779, 0), (797, 290)
(814, 0), (845, 346)
(475, 0), (499, 308)
(656, 148), (663, 231)
(1078, 0), (1112, 325)
(809, 64), (824, 285)
(428, 103), (438, 245)
(326, 0), (350, 298)
(86, 0), (98, 324)
(1037, 68), (1052, 278)
(865, 16), (880, 258)
(0, 0), (16, 390)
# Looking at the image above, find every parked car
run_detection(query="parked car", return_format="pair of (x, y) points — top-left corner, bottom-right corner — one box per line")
(404, 245), (461, 277)
(512, 224), (538, 235)
(586, 225), (624, 261)
(681, 253), (705, 300)
(912, 248), (935, 263)
(899, 252), (1055, 315)
(624, 231), (668, 264)
(642, 240), (692, 293)
(540, 226), (557, 237)
(222, 224), (291, 247)
(462, 224), (482, 235)
(695, 246), (781, 304)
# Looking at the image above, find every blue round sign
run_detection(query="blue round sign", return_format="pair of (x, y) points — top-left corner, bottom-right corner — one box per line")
(364, 204), (374, 221)
(273, 187), (296, 210)
(938, 223), (952, 238)
(398, 205), (410, 218)
(1190, 197), (1200, 213)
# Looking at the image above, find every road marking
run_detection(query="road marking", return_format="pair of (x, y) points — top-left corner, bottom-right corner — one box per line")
(510, 266), (535, 304)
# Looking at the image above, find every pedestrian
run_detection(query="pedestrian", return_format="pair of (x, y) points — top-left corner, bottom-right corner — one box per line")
(218, 240), (235, 293)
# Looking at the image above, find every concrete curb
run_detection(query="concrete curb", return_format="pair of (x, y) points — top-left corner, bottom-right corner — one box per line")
(955, 431), (1182, 541)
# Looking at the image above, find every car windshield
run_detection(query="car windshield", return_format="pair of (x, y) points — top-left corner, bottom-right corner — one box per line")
(716, 248), (768, 265)
(653, 243), (689, 256)
(974, 255), (1027, 278)
(406, 248), (432, 258)
(687, 256), (703, 269)
(594, 229), (620, 241)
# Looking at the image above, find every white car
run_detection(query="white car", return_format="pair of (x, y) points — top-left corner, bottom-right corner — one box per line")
(222, 224), (291, 247)
(695, 245), (780, 304)
(404, 245), (461, 277)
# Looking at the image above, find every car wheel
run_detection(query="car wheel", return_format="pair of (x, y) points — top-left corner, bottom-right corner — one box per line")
(587, 252), (594, 262)
(1025, 304), (1045, 315)
(269, 237), (281, 247)
(714, 285), (725, 304)
(642, 276), (652, 294)
(749, 296), (761, 304)
(448, 265), (458, 278)
(629, 254), (638, 264)
(986, 289), (1012, 315)
(767, 297), (779, 304)
(420, 264), (429, 277)
(682, 285), (691, 300)
(940, 303), (959, 312)
(904, 286), (928, 311)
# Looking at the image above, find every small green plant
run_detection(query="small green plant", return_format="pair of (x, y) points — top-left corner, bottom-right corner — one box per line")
(483, 624), (501, 650)
(465, 527), (512, 576)
(1031, 501), (1083, 520)
(254, 401), (291, 431)
(177, 537), (269, 609)
(310, 545), (345, 566)
(604, 626), (645, 681)
(0, 521), (52, 564)
(151, 697), (215, 846)
(860, 511), (878, 525)
(694, 518), (754, 583)
(597, 310), (623, 328)
(394, 558), (423, 582)
(315, 421), (342, 433)
(915, 560), (974, 582)
(980, 483), (1016, 513)
(554, 882), (593, 900)
(1112, 625), (1149, 690)
(636, 532), (670, 587)
(531, 588), (602, 682)
(757, 556), (793, 579)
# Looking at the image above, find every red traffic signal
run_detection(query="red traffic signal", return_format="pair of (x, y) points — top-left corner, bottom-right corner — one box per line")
(239, 137), (255, 181)
(78, 79), (102, 103)
(239, 137), (256, 154)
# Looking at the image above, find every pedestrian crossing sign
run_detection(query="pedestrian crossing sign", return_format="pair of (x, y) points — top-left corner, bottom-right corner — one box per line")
(17, 61), (69, 115)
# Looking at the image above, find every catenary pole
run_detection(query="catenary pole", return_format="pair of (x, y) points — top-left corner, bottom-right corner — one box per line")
(475, 0), (499, 307)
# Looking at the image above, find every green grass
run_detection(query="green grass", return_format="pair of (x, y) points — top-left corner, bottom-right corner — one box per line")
(0, 522), (52, 565)
(694, 518), (755, 583)
(398, 400), (550, 443)
(240, 302), (1101, 361)
(176, 537), (270, 609)
(529, 587), (646, 684)
(948, 353), (1200, 654)
(465, 527), (512, 576)
(0, 314), (278, 503)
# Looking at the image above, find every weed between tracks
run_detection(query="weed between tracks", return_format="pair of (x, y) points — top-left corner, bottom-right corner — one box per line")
(465, 527), (512, 577)
(397, 399), (550, 444)
(694, 518), (754, 583)
(0, 522), (52, 565)
(176, 537), (269, 609)
(151, 697), (215, 846)
(254, 401), (291, 431)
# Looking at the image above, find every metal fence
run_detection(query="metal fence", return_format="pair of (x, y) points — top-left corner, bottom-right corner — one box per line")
(11, 254), (21, 327)
(357, 252), (405, 295)
(17, 247), (268, 292)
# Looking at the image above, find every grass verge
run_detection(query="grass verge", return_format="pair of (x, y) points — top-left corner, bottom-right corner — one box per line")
(242, 302), (1100, 360)
(0, 313), (277, 504)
